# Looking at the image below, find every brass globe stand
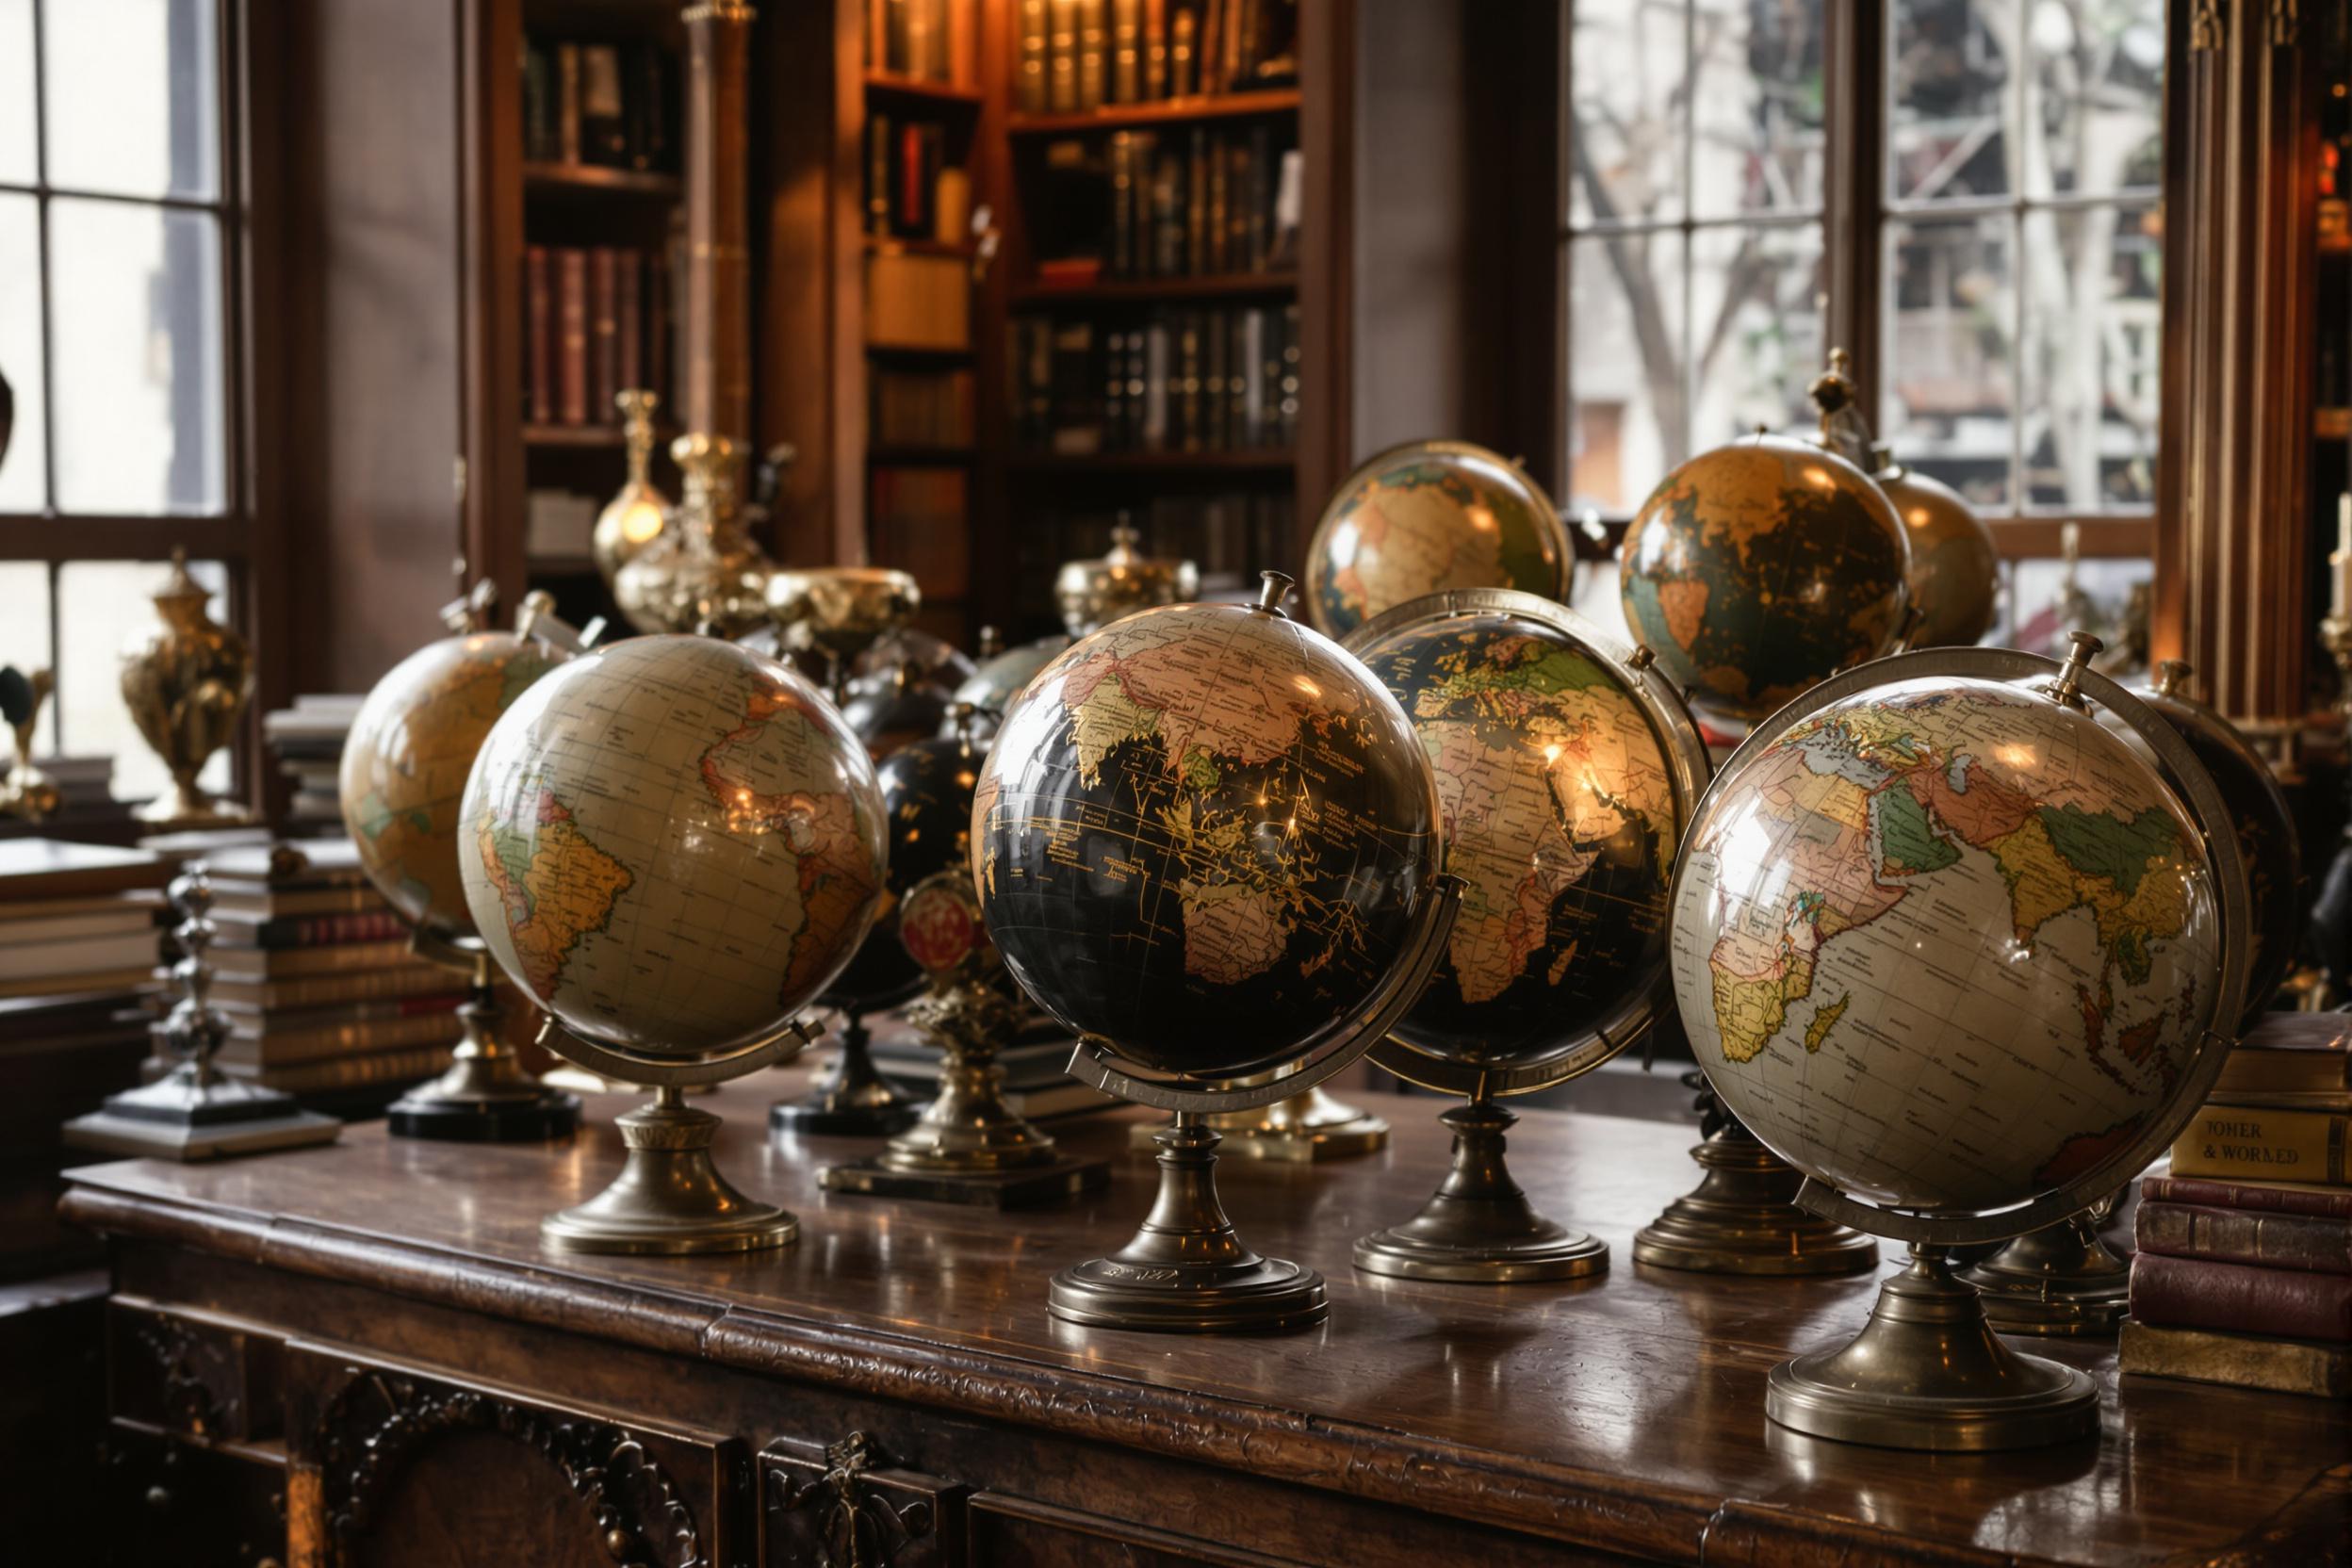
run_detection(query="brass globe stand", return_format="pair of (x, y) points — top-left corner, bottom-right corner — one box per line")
(386, 930), (580, 1142)
(1129, 1081), (1391, 1163)
(1353, 1092), (1603, 1281)
(824, 872), (1109, 1207)
(1632, 1105), (1878, 1277)
(1957, 1203), (2130, 1336)
(1049, 874), (1463, 1332)
(537, 1014), (822, 1254)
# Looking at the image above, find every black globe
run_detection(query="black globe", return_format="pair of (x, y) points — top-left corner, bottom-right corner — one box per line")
(971, 597), (1443, 1078)
(825, 726), (983, 1009)
(1349, 610), (1685, 1068)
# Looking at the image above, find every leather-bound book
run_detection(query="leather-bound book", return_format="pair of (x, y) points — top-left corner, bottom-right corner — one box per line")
(1170, 5), (1195, 98)
(616, 249), (644, 398)
(2170, 1104), (2350, 1184)
(556, 42), (581, 163)
(2130, 1252), (2352, 1340)
(2137, 1201), (2352, 1274)
(2142, 1172), (2352, 1219)
(1018, 0), (1048, 111)
(556, 247), (589, 426)
(1078, 0), (1106, 108)
(1110, 132), (1134, 276)
(2120, 1320), (2351, 1397)
(524, 245), (553, 425)
(1049, 0), (1079, 112)
(1143, 0), (1168, 99)
(1112, 0), (1140, 102)
(588, 247), (619, 422)
(868, 113), (891, 235)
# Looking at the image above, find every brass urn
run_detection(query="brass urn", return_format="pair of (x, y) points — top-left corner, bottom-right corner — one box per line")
(592, 389), (672, 588)
(1052, 522), (1198, 636)
(121, 547), (253, 826)
(612, 433), (774, 637)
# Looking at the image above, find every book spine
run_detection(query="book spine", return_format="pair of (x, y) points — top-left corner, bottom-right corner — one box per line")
(2129, 1252), (2352, 1341)
(1186, 128), (1208, 273)
(1078, 0), (1107, 108)
(868, 114), (891, 237)
(557, 248), (589, 425)
(235, 911), (413, 950)
(2170, 1105), (2351, 1185)
(1207, 129), (1229, 273)
(1049, 0), (1079, 112)
(1170, 5), (1195, 97)
(211, 939), (417, 980)
(217, 966), (463, 1014)
(1144, 0), (1168, 100)
(525, 246), (552, 425)
(522, 42), (552, 162)
(218, 1042), (461, 1095)
(215, 1005), (466, 1069)
(1110, 131), (1134, 277)
(616, 249), (644, 395)
(1102, 329), (1126, 448)
(557, 42), (581, 163)
(2142, 1173), (2352, 1219)
(2136, 1200), (2352, 1273)
(2118, 1320), (2351, 1398)
(1112, 0), (1140, 102)
(1019, 0), (1049, 111)
(590, 246), (619, 421)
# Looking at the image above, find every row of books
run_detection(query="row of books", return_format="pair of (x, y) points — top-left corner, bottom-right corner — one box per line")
(865, 0), (977, 88)
(872, 368), (975, 449)
(866, 114), (972, 243)
(870, 467), (971, 604)
(1016, 0), (1298, 114)
(521, 38), (674, 172)
(524, 245), (674, 429)
(1034, 125), (1298, 283)
(1013, 304), (1298, 455)
(2120, 1013), (2350, 1397)
(263, 694), (363, 828)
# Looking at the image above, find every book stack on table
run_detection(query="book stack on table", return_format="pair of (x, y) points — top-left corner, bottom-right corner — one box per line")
(261, 695), (364, 829)
(0, 840), (170, 1273)
(2121, 1012), (2350, 1397)
(153, 841), (464, 1109)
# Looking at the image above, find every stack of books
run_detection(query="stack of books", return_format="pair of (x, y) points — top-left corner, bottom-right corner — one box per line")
(262, 694), (364, 828)
(23, 756), (119, 825)
(172, 841), (464, 1103)
(2122, 1013), (2350, 1397)
(1029, 124), (1298, 285)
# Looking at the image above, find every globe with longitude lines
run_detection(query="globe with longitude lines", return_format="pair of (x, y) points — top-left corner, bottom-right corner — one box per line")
(971, 596), (1444, 1078)
(1674, 674), (2227, 1215)
(459, 634), (886, 1058)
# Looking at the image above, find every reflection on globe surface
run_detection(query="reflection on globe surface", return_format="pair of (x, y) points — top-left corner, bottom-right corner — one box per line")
(953, 636), (1066, 738)
(340, 631), (561, 938)
(825, 726), (984, 1009)
(1674, 675), (2224, 1215)
(459, 634), (886, 1059)
(1305, 441), (1569, 640)
(1351, 608), (1683, 1069)
(971, 597), (1443, 1078)
(1620, 433), (1909, 719)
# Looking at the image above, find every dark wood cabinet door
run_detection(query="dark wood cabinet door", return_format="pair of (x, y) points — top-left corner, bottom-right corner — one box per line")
(760, 1434), (969, 1568)
(281, 1342), (753, 1568)
(967, 1496), (1307, 1567)
(105, 1421), (287, 1568)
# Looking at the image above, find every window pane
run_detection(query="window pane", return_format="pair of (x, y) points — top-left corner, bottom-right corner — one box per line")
(43, 0), (219, 200)
(2001, 554), (2150, 658)
(1882, 213), (2015, 508)
(2023, 0), (2163, 198)
(0, 191), (45, 512)
(48, 198), (225, 514)
(1890, 0), (2012, 203)
(1688, 222), (1824, 449)
(1690, 0), (1824, 219)
(0, 0), (34, 187)
(0, 564), (55, 755)
(2020, 204), (2161, 509)
(1568, 0), (1687, 227)
(57, 557), (232, 802)
(1567, 230), (1686, 514)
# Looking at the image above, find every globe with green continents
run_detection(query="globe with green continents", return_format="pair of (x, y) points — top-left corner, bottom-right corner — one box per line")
(1620, 433), (1909, 720)
(1350, 605), (1683, 1065)
(339, 630), (561, 938)
(1671, 673), (2228, 1215)
(1305, 439), (1571, 639)
(458, 634), (887, 1058)
(971, 582), (1444, 1077)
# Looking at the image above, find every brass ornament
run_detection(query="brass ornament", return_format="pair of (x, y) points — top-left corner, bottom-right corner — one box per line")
(1957, 1202), (2132, 1337)
(1152, 1083), (1389, 1163)
(1052, 520), (1199, 636)
(765, 566), (923, 700)
(120, 547), (254, 826)
(1631, 1106), (1878, 1277)
(612, 433), (775, 637)
(592, 389), (672, 587)
(0, 665), (60, 821)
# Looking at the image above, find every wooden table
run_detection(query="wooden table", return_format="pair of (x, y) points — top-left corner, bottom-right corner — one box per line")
(60, 1073), (2351, 1567)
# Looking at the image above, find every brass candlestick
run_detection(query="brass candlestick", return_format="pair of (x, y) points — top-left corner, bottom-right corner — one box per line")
(62, 867), (340, 1161)
(1632, 1102), (1879, 1277)
(593, 389), (672, 587)
(823, 870), (1110, 1206)
(120, 547), (254, 826)
(0, 665), (59, 821)
(612, 433), (774, 637)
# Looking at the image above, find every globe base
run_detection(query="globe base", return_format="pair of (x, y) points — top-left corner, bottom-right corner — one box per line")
(543, 1086), (798, 1256)
(1352, 1099), (1607, 1283)
(387, 985), (580, 1144)
(768, 1012), (918, 1138)
(1766, 1244), (2099, 1452)
(1048, 1116), (1327, 1332)
(1957, 1211), (2132, 1337)
(1632, 1125), (1880, 1276)
(1130, 1086), (1389, 1163)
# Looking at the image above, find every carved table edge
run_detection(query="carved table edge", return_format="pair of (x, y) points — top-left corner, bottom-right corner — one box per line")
(58, 1183), (2340, 1568)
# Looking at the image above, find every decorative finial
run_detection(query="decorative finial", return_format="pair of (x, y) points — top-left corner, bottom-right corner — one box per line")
(161, 866), (228, 1089)
(947, 699), (978, 754)
(2152, 659), (2193, 699)
(1625, 644), (1656, 673)
(1253, 571), (1295, 615)
(2051, 630), (2103, 709)
(976, 625), (1004, 661)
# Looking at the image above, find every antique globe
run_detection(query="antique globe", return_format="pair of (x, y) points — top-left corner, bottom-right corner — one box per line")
(1343, 589), (1708, 1281)
(1304, 439), (1573, 640)
(1880, 457), (1997, 648)
(952, 635), (1066, 741)
(458, 633), (887, 1254)
(973, 571), (1457, 1330)
(1620, 432), (1910, 720)
(1670, 636), (2246, 1450)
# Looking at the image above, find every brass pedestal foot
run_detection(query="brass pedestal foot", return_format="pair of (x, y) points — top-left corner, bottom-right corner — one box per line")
(822, 985), (1108, 1208)
(1129, 1086), (1390, 1163)
(133, 779), (254, 828)
(1050, 1115), (1324, 1331)
(62, 1067), (341, 1160)
(1352, 1099), (1606, 1282)
(543, 1086), (797, 1255)
(1957, 1212), (2131, 1336)
(387, 980), (580, 1142)
(1766, 1244), (2099, 1451)
(769, 1013), (917, 1137)
(1633, 1124), (1879, 1276)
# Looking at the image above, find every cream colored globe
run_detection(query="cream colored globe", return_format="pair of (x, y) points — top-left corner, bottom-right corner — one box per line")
(459, 633), (887, 1059)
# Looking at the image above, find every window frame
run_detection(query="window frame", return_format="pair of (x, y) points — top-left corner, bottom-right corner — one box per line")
(0, 0), (259, 783)
(1557, 0), (2164, 562)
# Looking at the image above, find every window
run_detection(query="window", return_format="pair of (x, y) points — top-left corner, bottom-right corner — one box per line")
(1561, 0), (2164, 642)
(0, 0), (243, 805)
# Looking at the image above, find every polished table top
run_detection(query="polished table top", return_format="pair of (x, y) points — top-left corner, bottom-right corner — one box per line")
(60, 1071), (2352, 1567)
